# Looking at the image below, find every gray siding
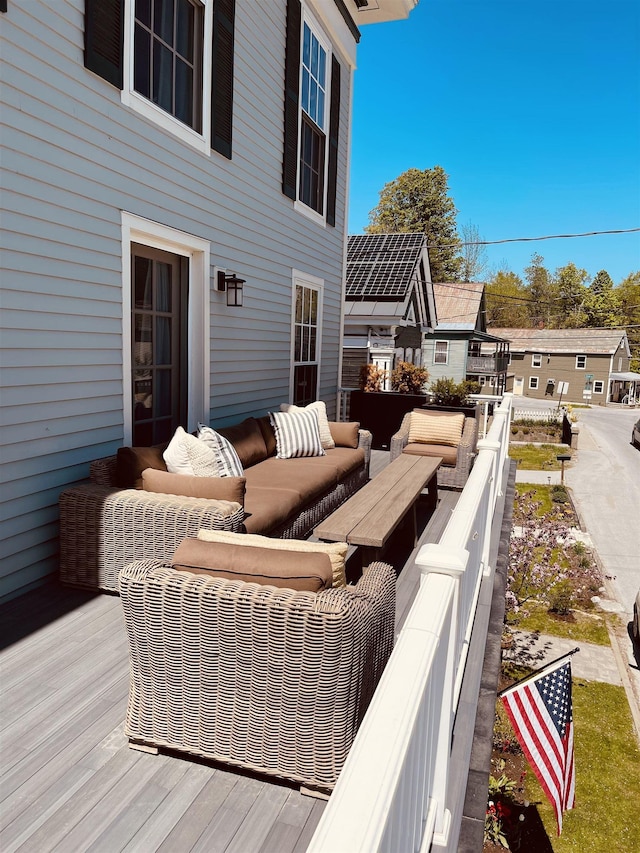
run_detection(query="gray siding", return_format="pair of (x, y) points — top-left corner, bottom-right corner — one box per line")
(422, 336), (468, 386)
(0, 1), (354, 599)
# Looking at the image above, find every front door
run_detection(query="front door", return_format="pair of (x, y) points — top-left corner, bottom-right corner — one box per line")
(131, 244), (188, 445)
(513, 376), (524, 395)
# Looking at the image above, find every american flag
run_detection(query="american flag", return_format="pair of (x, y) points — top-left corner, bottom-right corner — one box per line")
(501, 660), (575, 835)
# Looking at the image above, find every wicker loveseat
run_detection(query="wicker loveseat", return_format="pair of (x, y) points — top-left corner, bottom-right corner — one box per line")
(59, 415), (371, 592)
(389, 408), (478, 489)
(119, 557), (396, 791)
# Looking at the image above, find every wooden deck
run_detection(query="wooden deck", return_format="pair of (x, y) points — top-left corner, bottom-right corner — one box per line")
(0, 451), (459, 853)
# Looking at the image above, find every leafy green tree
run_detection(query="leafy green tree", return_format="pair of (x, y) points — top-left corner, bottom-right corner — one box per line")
(485, 270), (530, 327)
(523, 253), (556, 327)
(554, 262), (589, 328)
(584, 269), (621, 327)
(615, 271), (640, 370)
(366, 166), (462, 282)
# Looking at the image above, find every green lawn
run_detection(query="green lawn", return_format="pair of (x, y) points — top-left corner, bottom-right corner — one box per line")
(515, 601), (611, 646)
(524, 680), (640, 851)
(509, 443), (570, 470)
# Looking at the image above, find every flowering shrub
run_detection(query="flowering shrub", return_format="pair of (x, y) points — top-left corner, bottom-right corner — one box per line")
(358, 363), (387, 392)
(484, 760), (526, 848)
(506, 490), (602, 623)
(390, 361), (429, 394)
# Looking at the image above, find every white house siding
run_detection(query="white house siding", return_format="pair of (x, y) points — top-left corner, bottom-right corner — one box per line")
(0, 0), (355, 600)
(423, 336), (468, 386)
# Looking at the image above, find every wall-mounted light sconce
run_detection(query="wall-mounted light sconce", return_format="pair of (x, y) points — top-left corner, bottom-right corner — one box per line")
(216, 269), (246, 307)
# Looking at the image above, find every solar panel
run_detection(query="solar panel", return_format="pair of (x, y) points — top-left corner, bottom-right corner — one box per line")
(346, 233), (425, 299)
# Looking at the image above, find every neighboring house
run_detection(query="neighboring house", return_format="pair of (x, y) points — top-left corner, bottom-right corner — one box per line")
(424, 282), (510, 394)
(490, 327), (637, 404)
(0, 0), (418, 601)
(341, 233), (436, 390)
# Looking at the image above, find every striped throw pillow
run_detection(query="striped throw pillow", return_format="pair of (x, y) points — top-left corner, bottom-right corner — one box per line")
(279, 400), (335, 449)
(197, 424), (244, 477)
(269, 409), (325, 459)
(408, 412), (465, 447)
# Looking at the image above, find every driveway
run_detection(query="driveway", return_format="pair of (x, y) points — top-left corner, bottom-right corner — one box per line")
(563, 404), (640, 719)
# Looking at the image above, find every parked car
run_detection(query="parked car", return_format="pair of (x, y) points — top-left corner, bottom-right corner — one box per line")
(634, 588), (640, 644)
(632, 418), (640, 449)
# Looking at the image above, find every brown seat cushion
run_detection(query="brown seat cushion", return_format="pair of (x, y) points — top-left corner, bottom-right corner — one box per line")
(216, 417), (269, 468)
(255, 415), (277, 457)
(241, 486), (305, 535)
(141, 468), (246, 505)
(115, 445), (168, 488)
(299, 447), (365, 480)
(243, 457), (338, 503)
(172, 538), (333, 592)
(402, 442), (458, 466)
(328, 421), (360, 449)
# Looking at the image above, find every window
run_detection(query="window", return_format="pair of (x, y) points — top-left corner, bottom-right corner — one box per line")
(593, 380), (604, 394)
(282, 0), (341, 225)
(434, 340), (449, 365)
(576, 354), (587, 369)
(478, 376), (486, 386)
(532, 353), (542, 367)
(292, 274), (322, 405)
(84, 0), (235, 157)
(529, 376), (539, 389)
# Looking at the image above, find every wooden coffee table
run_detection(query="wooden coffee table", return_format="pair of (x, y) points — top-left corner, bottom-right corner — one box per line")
(315, 454), (441, 563)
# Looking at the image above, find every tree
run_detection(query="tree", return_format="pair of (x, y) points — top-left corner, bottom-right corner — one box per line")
(459, 221), (489, 282)
(365, 166), (462, 282)
(554, 262), (589, 328)
(584, 269), (621, 327)
(616, 271), (640, 371)
(485, 270), (530, 327)
(523, 253), (556, 327)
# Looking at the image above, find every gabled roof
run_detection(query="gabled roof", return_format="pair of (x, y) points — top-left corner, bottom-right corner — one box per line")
(346, 233), (426, 301)
(433, 282), (485, 330)
(488, 327), (628, 355)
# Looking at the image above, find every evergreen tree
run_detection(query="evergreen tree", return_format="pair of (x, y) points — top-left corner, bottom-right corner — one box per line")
(584, 269), (621, 327)
(523, 253), (556, 326)
(366, 166), (462, 283)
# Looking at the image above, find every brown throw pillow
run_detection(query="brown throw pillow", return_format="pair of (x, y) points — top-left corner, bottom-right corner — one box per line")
(216, 417), (269, 468)
(142, 468), (246, 505)
(172, 538), (333, 592)
(115, 445), (168, 489)
(328, 421), (360, 449)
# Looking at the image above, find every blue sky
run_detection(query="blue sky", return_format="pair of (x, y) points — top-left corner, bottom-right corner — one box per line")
(348, 0), (640, 285)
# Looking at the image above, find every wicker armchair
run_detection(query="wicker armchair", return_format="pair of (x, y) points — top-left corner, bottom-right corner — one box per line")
(389, 411), (478, 489)
(119, 558), (396, 792)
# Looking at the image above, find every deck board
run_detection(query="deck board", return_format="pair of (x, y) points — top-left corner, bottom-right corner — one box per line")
(0, 449), (460, 853)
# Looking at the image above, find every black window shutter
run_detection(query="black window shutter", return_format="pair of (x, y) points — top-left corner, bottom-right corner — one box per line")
(282, 0), (301, 200)
(84, 0), (123, 89)
(326, 56), (341, 227)
(211, 0), (235, 159)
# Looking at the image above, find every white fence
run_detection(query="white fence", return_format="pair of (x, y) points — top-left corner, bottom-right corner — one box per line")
(512, 408), (563, 422)
(308, 393), (514, 853)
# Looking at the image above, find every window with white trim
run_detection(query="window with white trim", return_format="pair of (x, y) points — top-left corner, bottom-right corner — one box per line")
(85, 0), (235, 157)
(529, 376), (539, 389)
(576, 354), (587, 369)
(292, 276), (322, 405)
(593, 380), (604, 394)
(282, 0), (341, 226)
(532, 353), (542, 367)
(434, 340), (449, 365)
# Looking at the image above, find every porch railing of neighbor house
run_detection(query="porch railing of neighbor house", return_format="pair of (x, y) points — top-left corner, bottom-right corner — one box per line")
(308, 393), (514, 853)
(466, 354), (509, 374)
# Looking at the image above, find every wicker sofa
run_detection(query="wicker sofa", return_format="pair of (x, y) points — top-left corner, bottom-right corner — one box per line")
(389, 408), (478, 489)
(119, 557), (395, 791)
(59, 416), (371, 592)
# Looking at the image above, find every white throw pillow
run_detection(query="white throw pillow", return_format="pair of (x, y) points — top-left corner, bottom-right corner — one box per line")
(269, 408), (325, 459)
(163, 426), (220, 476)
(197, 424), (244, 477)
(279, 400), (335, 449)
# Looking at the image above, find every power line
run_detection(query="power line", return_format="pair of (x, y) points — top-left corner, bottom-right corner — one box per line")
(426, 227), (640, 249)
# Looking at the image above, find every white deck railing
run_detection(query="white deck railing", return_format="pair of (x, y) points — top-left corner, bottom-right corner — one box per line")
(308, 393), (514, 853)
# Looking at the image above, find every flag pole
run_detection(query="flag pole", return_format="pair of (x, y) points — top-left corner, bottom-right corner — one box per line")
(497, 646), (580, 698)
